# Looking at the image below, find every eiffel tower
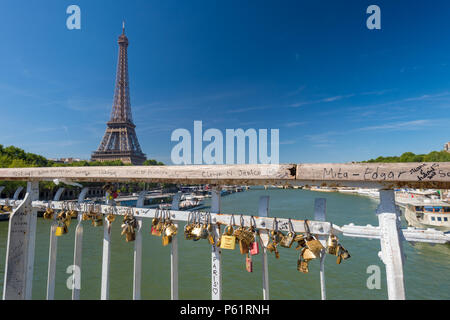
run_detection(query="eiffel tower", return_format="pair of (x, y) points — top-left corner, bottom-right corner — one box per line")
(91, 23), (147, 165)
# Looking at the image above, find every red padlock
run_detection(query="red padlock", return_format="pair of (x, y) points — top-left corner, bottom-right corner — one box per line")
(113, 192), (118, 199)
(250, 241), (259, 255)
(246, 254), (253, 272)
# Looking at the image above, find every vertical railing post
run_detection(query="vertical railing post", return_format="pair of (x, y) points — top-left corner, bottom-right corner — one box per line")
(46, 187), (65, 300)
(72, 187), (88, 300)
(170, 192), (181, 300)
(211, 186), (222, 300)
(100, 218), (111, 300)
(101, 193), (113, 300)
(258, 196), (270, 300)
(314, 198), (327, 300)
(377, 189), (405, 300)
(133, 191), (146, 300)
(3, 181), (39, 300)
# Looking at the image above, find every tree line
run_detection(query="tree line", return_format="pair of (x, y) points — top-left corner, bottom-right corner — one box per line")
(0, 145), (164, 195)
(363, 151), (450, 163)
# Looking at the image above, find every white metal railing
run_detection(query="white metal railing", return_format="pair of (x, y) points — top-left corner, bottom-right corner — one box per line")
(0, 162), (449, 300)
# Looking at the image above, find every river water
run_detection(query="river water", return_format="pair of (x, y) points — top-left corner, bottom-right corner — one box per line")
(0, 188), (449, 299)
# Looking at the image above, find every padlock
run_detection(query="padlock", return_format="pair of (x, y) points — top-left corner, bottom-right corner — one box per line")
(326, 235), (339, 255)
(125, 231), (135, 242)
(302, 248), (317, 260)
(294, 234), (306, 249)
(271, 230), (284, 244)
(191, 224), (203, 239)
(165, 223), (178, 237)
(162, 235), (171, 246)
(306, 236), (324, 256)
(339, 245), (351, 260)
(245, 254), (253, 272)
(220, 235), (236, 249)
(199, 224), (209, 239)
(220, 226), (236, 250)
(184, 223), (195, 240)
(82, 212), (90, 221)
(239, 239), (249, 255)
(44, 208), (54, 220)
(250, 241), (259, 255)
(280, 232), (295, 248)
(55, 226), (65, 236)
(297, 253), (309, 273)
(106, 214), (116, 223)
(150, 216), (160, 236)
(152, 220), (163, 236)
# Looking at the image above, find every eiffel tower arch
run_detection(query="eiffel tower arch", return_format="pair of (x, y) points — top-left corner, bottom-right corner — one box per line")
(91, 23), (147, 165)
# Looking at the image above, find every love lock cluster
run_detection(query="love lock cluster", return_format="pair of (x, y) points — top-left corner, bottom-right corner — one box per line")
(294, 220), (350, 273)
(183, 211), (215, 245)
(81, 204), (104, 227)
(43, 202), (78, 236)
(217, 215), (259, 272)
(121, 210), (138, 242)
(150, 209), (178, 246)
(215, 216), (350, 274)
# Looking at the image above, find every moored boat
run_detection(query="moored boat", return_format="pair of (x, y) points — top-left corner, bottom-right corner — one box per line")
(404, 200), (450, 232)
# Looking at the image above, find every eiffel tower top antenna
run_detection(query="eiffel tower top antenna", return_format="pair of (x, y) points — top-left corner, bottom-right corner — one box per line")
(122, 20), (125, 34)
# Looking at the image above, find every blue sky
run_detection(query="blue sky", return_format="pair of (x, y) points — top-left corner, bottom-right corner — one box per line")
(0, 0), (449, 164)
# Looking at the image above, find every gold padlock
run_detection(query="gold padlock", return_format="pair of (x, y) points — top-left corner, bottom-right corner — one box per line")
(302, 248), (317, 260)
(191, 224), (203, 239)
(44, 208), (54, 220)
(294, 235), (306, 250)
(55, 225), (67, 236)
(280, 231), (295, 248)
(304, 220), (324, 256)
(162, 235), (172, 246)
(239, 239), (249, 254)
(271, 230), (284, 244)
(220, 235), (236, 250)
(306, 237), (323, 256)
(326, 234), (338, 255)
(125, 231), (135, 242)
(55, 226), (64, 236)
(106, 214), (116, 223)
(165, 223), (178, 237)
(153, 220), (164, 237)
(220, 225), (236, 250)
(339, 245), (351, 260)
(82, 212), (90, 221)
(297, 253), (309, 273)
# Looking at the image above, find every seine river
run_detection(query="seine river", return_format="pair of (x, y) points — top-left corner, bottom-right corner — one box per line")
(0, 188), (449, 299)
